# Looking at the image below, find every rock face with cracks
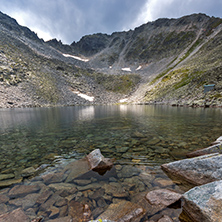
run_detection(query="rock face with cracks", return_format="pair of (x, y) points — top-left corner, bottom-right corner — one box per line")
(161, 153), (222, 185)
(182, 180), (222, 222)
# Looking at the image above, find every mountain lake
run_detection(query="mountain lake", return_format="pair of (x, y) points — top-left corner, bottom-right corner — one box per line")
(0, 105), (221, 221)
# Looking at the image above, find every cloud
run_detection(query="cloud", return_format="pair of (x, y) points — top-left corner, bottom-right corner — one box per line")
(0, 0), (222, 44)
(133, 0), (222, 28)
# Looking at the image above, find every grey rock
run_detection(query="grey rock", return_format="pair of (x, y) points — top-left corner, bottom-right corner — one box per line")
(161, 153), (222, 185)
(182, 180), (222, 222)
(187, 143), (222, 158)
(86, 149), (113, 175)
(21, 167), (36, 177)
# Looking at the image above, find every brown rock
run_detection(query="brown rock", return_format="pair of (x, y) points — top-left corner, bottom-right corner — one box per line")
(0, 178), (23, 188)
(8, 184), (40, 198)
(158, 215), (173, 222)
(39, 194), (61, 211)
(47, 215), (72, 222)
(98, 200), (145, 222)
(9, 193), (40, 210)
(49, 206), (60, 219)
(68, 200), (93, 221)
(36, 189), (53, 205)
(0, 208), (29, 222)
(0, 203), (8, 214)
(59, 205), (68, 217)
(42, 172), (67, 184)
(153, 178), (174, 187)
(87, 149), (113, 175)
(65, 158), (90, 183)
(146, 189), (182, 207)
(0, 194), (9, 203)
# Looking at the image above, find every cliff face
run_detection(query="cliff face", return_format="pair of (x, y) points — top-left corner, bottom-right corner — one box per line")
(1, 11), (222, 107)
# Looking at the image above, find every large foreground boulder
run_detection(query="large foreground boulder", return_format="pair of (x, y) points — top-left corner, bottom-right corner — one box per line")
(161, 153), (222, 185)
(181, 180), (222, 222)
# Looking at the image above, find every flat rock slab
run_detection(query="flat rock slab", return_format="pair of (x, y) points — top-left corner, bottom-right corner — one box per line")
(98, 200), (145, 222)
(187, 143), (222, 158)
(146, 189), (182, 207)
(8, 184), (40, 198)
(0, 208), (29, 222)
(182, 180), (222, 222)
(161, 153), (222, 185)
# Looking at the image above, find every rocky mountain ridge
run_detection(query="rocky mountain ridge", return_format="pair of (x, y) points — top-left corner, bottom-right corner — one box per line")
(1, 11), (222, 107)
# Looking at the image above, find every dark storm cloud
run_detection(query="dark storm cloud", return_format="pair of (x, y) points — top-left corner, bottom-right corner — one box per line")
(0, 0), (147, 43)
(0, 0), (222, 44)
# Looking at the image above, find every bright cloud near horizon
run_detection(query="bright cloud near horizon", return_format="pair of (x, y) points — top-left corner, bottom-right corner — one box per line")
(0, 0), (222, 44)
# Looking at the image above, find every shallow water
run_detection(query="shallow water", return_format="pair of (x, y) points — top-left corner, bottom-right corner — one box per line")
(0, 105), (222, 220)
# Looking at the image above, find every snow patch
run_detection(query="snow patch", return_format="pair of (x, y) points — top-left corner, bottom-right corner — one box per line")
(122, 67), (131, 72)
(63, 54), (89, 62)
(119, 98), (128, 103)
(136, 65), (142, 71)
(72, 91), (94, 101)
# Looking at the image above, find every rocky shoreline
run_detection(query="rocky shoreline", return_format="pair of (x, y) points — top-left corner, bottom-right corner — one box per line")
(0, 137), (222, 221)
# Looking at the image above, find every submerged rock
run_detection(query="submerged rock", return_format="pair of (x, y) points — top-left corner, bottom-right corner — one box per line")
(97, 200), (145, 222)
(181, 180), (222, 222)
(161, 153), (222, 185)
(0, 208), (29, 222)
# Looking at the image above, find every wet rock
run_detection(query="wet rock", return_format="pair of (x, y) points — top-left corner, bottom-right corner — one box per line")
(146, 189), (182, 207)
(0, 173), (15, 181)
(8, 184), (40, 198)
(21, 167), (36, 178)
(117, 165), (141, 178)
(187, 143), (222, 158)
(39, 194), (61, 212)
(59, 205), (68, 217)
(0, 178), (23, 188)
(98, 200), (145, 222)
(48, 183), (77, 193)
(92, 207), (105, 218)
(65, 158), (90, 183)
(49, 206), (60, 219)
(0, 194), (9, 203)
(76, 183), (101, 191)
(158, 215), (174, 222)
(103, 183), (129, 198)
(87, 149), (113, 175)
(42, 172), (67, 184)
(133, 131), (146, 138)
(9, 193), (40, 210)
(0, 203), (8, 214)
(161, 153), (222, 185)
(73, 179), (92, 186)
(35, 189), (53, 205)
(68, 201), (93, 221)
(47, 215), (72, 222)
(0, 208), (29, 222)
(88, 188), (105, 200)
(153, 178), (174, 187)
(182, 180), (222, 222)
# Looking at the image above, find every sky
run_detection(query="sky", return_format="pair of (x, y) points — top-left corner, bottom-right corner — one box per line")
(0, 0), (222, 44)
